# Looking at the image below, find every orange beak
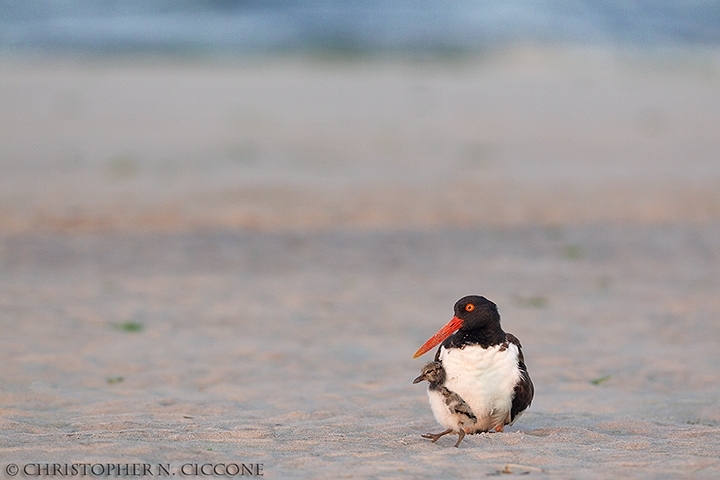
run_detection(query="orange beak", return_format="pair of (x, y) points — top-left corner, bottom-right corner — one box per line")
(413, 316), (463, 358)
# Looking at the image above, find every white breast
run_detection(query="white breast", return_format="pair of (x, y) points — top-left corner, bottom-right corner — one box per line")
(439, 343), (521, 432)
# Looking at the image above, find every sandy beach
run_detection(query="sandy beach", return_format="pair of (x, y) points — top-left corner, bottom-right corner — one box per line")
(1, 49), (720, 478)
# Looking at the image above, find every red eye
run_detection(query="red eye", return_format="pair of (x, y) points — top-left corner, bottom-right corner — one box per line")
(465, 303), (475, 312)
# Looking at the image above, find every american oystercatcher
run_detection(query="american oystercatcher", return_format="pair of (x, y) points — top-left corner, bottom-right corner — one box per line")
(413, 295), (533, 446)
(413, 361), (477, 447)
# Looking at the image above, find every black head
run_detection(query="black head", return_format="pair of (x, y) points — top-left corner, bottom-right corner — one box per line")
(453, 295), (501, 331)
(413, 294), (505, 358)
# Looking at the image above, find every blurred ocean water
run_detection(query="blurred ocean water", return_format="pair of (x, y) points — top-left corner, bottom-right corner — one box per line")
(2, 0), (720, 55)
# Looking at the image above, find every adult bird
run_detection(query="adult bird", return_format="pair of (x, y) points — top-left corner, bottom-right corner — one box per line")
(413, 295), (533, 444)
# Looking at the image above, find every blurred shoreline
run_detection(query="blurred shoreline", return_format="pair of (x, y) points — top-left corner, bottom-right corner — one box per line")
(2, 47), (720, 234)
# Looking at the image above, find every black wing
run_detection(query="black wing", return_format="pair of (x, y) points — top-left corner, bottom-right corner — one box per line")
(507, 333), (534, 423)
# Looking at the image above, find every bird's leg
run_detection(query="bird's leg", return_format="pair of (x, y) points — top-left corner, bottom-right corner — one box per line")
(453, 429), (466, 448)
(421, 429), (454, 443)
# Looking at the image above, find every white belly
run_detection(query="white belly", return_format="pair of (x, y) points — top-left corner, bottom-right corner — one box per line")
(439, 343), (521, 432)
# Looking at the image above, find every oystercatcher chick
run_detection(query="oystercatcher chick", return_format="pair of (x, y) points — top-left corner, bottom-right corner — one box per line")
(413, 295), (533, 441)
(413, 361), (477, 447)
